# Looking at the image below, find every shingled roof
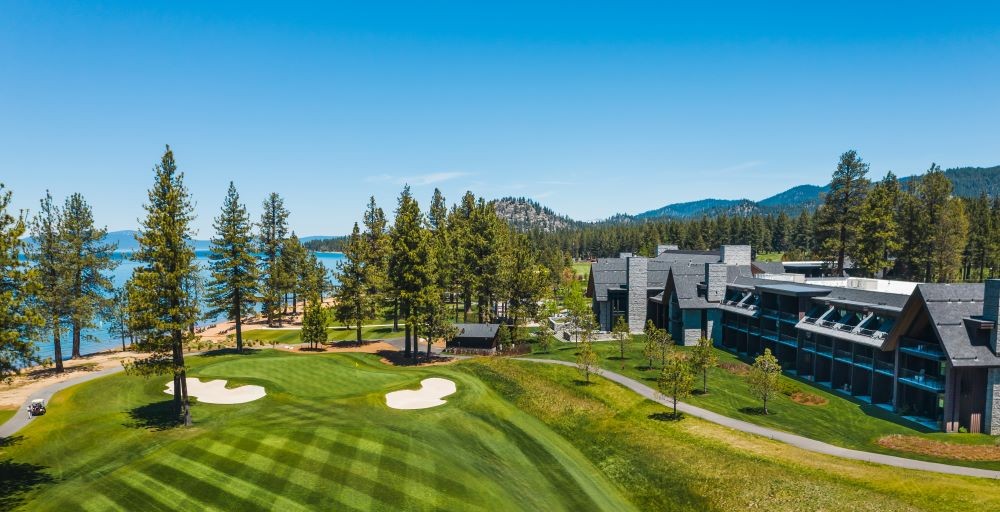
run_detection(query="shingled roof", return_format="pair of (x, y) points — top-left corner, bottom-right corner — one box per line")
(889, 284), (1000, 367)
(587, 251), (720, 301)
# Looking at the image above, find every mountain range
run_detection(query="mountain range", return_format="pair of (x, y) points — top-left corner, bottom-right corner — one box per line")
(494, 164), (1000, 230)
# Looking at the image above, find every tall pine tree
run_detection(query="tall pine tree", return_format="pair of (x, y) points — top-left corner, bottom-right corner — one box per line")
(258, 193), (289, 326)
(852, 172), (901, 277)
(126, 145), (199, 426)
(0, 184), (41, 381)
(29, 191), (71, 372)
(815, 150), (870, 274)
(207, 182), (258, 352)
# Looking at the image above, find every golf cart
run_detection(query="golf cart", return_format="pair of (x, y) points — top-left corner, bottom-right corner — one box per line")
(27, 398), (46, 417)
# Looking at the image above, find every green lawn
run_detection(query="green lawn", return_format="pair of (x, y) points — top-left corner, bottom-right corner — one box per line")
(531, 339), (1000, 470)
(241, 325), (404, 346)
(755, 251), (784, 262)
(2, 351), (998, 511)
(0, 350), (633, 511)
(571, 261), (590, 279)
(0, 407), (16, 425)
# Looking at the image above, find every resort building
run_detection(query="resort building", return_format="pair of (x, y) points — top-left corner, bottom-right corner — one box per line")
(588, 249), (1000, 434)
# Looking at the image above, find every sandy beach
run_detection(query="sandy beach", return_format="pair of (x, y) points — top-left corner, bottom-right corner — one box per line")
(0, 350), (139, 408)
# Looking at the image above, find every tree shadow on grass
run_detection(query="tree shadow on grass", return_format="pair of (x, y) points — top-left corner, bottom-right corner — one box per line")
(0, 459), (53, 509)
(691, 389), (709, 396)
(648, 412), (685, 422)
(0, 435), (24, 448)
(605, 356), (627, 361)
(125, 400), (181, 431)
(572, 379), (596, 386)
(738, 406), (771, 416)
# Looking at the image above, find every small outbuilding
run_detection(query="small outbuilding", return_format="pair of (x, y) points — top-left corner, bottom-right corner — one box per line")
(448, 323), (500, 349)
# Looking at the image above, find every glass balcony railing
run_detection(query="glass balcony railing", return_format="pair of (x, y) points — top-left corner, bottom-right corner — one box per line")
(899, 344), (946, 360)
(898, 368), (945, 392)
(834, 348), (853, 362)
(815, 344), (833, 356)
(874, 359), (894, 374)
(801, 341), (816, 353)
(854, 354), (873, 369)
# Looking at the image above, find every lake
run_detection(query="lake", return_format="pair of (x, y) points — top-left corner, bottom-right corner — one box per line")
(30, 250), (344, 362)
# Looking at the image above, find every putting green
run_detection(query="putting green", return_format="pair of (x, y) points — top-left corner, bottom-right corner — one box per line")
(1, 351), (635, 511)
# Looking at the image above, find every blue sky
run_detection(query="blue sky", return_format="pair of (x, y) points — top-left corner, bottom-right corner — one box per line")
(2, 1), (999, 236)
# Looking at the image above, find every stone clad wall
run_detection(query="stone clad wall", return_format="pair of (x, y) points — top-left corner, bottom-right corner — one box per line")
(985, 279), (1000, 354)
(721, 245), (752, 266)
(705, 263), (727, 302)
(988, 368), (1000, 435)
(627, 257), (648, 332)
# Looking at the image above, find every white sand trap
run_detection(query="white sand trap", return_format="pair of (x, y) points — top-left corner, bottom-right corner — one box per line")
(385, 378), (456, 410)
(164, 378), (266, 404)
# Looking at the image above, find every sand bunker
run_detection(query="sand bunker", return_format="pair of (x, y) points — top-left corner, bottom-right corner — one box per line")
(164, 378), (266, 404)
(385, 378), (456, 410)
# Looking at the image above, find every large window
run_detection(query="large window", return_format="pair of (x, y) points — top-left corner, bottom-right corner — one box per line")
(609, 291), (627, 327)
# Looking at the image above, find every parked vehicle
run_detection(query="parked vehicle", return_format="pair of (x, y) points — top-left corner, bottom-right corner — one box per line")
(27, 398), (46, 417)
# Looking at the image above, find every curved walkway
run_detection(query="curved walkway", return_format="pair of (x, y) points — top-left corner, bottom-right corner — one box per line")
(515, 358), (1000, 480)
(0, 366), (125, 438)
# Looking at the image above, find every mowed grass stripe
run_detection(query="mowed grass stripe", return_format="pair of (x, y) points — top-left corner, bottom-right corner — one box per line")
(88, 467), (195, 512)
(300, 429), (446, 510)
(141, 451), (308, 512)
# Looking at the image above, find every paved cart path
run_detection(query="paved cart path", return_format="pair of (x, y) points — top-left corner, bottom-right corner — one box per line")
(515, 358), (1000, 480)
(0, 366), (125, 438)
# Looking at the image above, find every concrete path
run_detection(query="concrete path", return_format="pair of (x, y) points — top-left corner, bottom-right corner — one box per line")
(0, 366), (125, 438)
(515, 358), (1000, 480)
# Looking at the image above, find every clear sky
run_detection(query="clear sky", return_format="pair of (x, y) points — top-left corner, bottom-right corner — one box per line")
(2, 1), (999, 236)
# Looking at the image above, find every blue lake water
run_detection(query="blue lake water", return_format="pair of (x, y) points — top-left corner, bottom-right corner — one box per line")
(30, 250), (344, 362)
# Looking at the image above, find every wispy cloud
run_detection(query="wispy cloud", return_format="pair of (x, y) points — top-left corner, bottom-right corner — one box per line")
(367, 171), (471, 186)
(533, 191), (555, 200)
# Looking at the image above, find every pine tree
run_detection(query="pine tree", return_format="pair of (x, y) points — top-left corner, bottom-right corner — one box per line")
(61, 193), (118, 358)
(301, 298), (328, 350)
(963, 193), (993, 280)
(815, 150), (870, 274)
(932, 197), (969, 282)
(689, 336), (718, 394)
(29, 191), (71, 372)
(852, 172), (901, 277)
(449, 192), (477, 321)
(126, 145), (199, 426)
(894, 179), (928, 280)
(206, 182), (258, 352)
(362, 197), (390, 329)
(505, 233), (550, 337)
(333, 223), (376, 344)
(107, 286), (132, 351)
(0, 183), (41, 381)
(258, 193), (289, 327)
(387, 186), (428, 358)
(280, 233), (308, 315)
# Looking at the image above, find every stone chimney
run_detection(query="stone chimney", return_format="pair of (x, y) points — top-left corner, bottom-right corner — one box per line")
(985, 279), (1000, 355)
(656, 244), (679, 255)
(626, 256), (648, 332)
(705, 263), (727, 302)
(721, 245), (752, 266)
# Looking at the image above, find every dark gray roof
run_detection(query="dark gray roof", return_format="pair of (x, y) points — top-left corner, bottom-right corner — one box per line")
(589, 252), (720, 301)
(756, 283), (832, 296)
(914, 284), (1000, 367)
(454, 323), (499, 339)
(752, 261), (786, 274)
(728, 277), (910, 310)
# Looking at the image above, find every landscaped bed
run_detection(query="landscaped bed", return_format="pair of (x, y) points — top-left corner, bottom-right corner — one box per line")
(877, 435), (1000, 462)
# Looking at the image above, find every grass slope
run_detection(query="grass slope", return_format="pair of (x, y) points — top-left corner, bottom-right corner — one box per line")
(464, 358), (1000, 511)
(532, 340), (1000, 470)
(1, 351), (633, 511)
(0, 408), (16, 425)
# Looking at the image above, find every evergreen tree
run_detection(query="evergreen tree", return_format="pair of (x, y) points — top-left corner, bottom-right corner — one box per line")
(301, 298), (328, 350)
(449, 192), (477, 321)
(505, 234), (550, 337)
(0, 183), (41, 381)
(772, 211), (791, 253)
(963, 193), (993, 280)
(362, 197), (390, 328)
(61, 193), (118, 358)
(126, 145), (198, 426)
(894, 179), (928, 280)
(932, 197), (969, 282)
(333, 223), (376, 344)
(470, 199), (510, 322)
(206, 182), (258, 352)
(852, 172), (901, 277)
(387, 186), (429, 358)
(815, 150), (870, 274)
(280, 233), (308, 315)
(258, 193), (289, 326)
(107, 286), (132, 351)
(29, 191), (70, 372)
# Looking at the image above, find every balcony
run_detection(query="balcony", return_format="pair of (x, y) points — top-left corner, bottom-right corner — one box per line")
(874, 359), (894, 375)
(834, 348), (853, 364)
(777, 335), (798, 348)
(801, 341), (816, 353)
(854, 354), (873, 369)
(898, 368), (945, 393)
(761, 329), (779, 342)
(803, 316), (819, 324)
(899, 344), (946, 361)
(814, 344), (833, 357)
(779, 311), (799, 324)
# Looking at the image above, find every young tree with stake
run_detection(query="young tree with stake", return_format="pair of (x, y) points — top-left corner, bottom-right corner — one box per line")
(747, 348), (782, 415)
(658, 351), (694, 418)
(689, 337), (718, 394)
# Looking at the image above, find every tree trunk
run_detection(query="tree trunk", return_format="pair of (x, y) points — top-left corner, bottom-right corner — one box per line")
(52, 322), (64, 373)
(72, 320), (82, 358)
(292, 291), (298, 315)
(393, 301), (399, 332)
(121, 332), (126, 352)
(173, 328), (192, 426)
(463, 293), (471, 323)
(404, 323), (412, 358)
(235, 316), (243, 353)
